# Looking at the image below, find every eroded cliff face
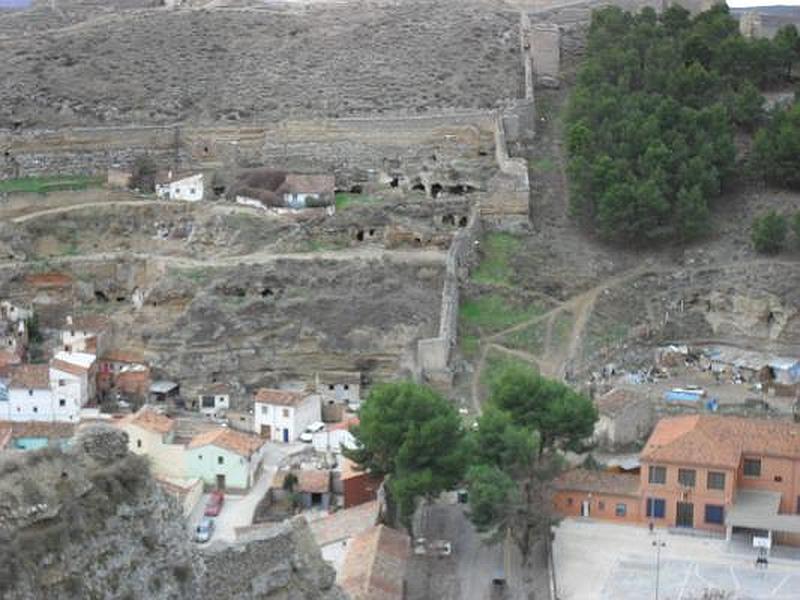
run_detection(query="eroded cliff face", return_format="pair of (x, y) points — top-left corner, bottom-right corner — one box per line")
(0, 426), (345, 600)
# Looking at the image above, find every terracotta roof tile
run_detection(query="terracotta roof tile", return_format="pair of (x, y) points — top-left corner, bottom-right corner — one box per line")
(553, 468), (640, 497)
(272, 469), (331, 494)
(188, 427), (264, 457)
(641, 415), (800, 469)
(8, 364), (49, 390)
(254, 388), (308, 407)
(0, 420), (76, 440)
(339, 524), (410, 600)
(126, 407), (175, 435)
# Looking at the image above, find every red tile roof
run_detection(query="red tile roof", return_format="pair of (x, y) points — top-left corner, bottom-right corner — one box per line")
(339, 524), (410, 600)
(187, 427), (264, 458)
(0, 420), (76, 440)
(254, 388), (308, 407)
(641, 415), (800, 469)
(272, 469), (331, 494)
(553, 468), (640, 497)
(8, 364), (50, 390)
(123, 407), (175, 435)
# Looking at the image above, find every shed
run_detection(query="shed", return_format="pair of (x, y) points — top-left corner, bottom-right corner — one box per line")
(150, 380), (180, 403)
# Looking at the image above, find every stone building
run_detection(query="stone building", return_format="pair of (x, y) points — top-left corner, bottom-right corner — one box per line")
(593, 387), (655, 450)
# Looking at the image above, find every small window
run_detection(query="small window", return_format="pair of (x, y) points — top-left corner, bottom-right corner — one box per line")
(707, 471), (726, 490)
(774, 475), (783, 483)
(33, 406), (38, 413)
(59, 379), (66, 387)
(136, 439), (142, 448)
(648, 466), (666, 484)
(743, 458), (761, 478)
(28, 389), (33, 396)
(598, 501), (605, 511)
(678, 469), (696, 488)
(282, 408), (289, 418)
(615, 503), (627, 517)
(199, 454), (202, 460)
(217, 456), (224, 465)
(344, 384), (349, 390)
(567, 497), (573, 506)
(59, 399), (66, 407)
(261, 405), (267, 414)
(329, 384), (335, 390)
(190, 188), (196, 194)
(705, 504), (724, 525)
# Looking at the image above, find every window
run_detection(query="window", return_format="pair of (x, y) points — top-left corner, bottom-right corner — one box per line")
(567, 497), (573, 506)
(646, 498), (666, 519)
(261, 405), (267, 414)
(615, 503), (627, 517)
(598, 501), (605, 511)
(217, 456), (224, 465)
(328, 384), (334, 391)
(678, 469), (696, 488)
(201, 395), (215, 408)
(344, 384), (349, 390)
(58, 379), (66, 387)
(707, 471), (725, 490)
(59, 399), (66, 407)
(648, 466), (667, 484)
(743, 458), (761, 478)
(33, 406), (38, 413)
(774, 475), (783, 483)
(198, 454), (202, 460)
(190, 188), (196, 194)
(28, 389), (33, 396)
(704, 504), (724, 525)
(136, 439), (142, 448)
(282, 408), (289, 418)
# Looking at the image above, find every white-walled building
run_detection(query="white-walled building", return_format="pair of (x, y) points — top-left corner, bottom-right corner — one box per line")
(197, 383), (231, 417)
(61, 315), (110, 355)
(50, 351), (97, 408)
(253, 388), (321, 443)
(3, 364), (71, 422)
(0, 300), (31, 323)
(156, 173), (204, 202)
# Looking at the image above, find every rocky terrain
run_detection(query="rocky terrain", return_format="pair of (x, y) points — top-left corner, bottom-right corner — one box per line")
(0, 426), (345, 599)
(0, 0), (521, 128)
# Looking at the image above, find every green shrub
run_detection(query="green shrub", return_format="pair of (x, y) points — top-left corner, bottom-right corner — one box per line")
(751, 211), (788, 254)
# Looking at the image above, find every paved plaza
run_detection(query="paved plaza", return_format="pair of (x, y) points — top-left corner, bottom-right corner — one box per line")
(553, 519), (800, 600)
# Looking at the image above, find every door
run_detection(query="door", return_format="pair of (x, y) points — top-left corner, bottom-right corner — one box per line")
(676, 502), (694, 528)
(283, 428), (289, 443)
(259, 424), (271, 439)
(216, 474), (226, 490)
(581, 500), (590, 517)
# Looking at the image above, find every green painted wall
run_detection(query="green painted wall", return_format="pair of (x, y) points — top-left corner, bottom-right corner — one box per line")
(186, 445), (251, 490)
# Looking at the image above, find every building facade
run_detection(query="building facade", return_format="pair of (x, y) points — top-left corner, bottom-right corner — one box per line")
(186, 428), (266, 491)
(554, 415), (800, 547)
(253, 388), (321, 443)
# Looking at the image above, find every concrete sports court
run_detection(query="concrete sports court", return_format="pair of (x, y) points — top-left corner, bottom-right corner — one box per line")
(553, 519), (800, 599)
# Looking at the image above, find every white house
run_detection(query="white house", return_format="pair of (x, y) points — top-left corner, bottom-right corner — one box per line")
(50, 351), (97, 408)
(61, 315), (110, 355)
(0, 300), (31, 323)
(3, 364), (68, 422)
(253, 388), (321, 443)
(197, 383), (231, 417)
(156, 172), (204, 202)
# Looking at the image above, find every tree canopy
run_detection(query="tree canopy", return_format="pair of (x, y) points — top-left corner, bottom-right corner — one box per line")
(489, 364), (597, 454)
(566, 4), (798, 244)
(345, 381), (468, 525)
(751, 210), (788, 254)
(753, 101), (800, 190)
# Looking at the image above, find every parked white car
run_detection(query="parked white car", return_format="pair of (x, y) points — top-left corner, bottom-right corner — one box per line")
(299, 421), (326, 442)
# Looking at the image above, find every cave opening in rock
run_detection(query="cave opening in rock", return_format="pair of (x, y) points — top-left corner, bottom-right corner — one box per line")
(261, 287), (274, 298)
(94, 291), (109, 303)
(447, 184), (474, 195)
(767, 311), (775, 325)
(431, 183), (443, 198)
(356, 230), (365, 241)
(389, 176), (400, 189)
(115, 296), (126, 303)
(369, 229), (376, 237)
(442, 214), (455, 226)
(459, 216), (468, 227)
(350, 185), (363, 194)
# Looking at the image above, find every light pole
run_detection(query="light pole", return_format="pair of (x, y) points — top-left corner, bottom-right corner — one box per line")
(653, 538), (666, 600)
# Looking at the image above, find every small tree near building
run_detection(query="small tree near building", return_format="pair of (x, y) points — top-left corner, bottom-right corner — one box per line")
(129, 155), (157, 193)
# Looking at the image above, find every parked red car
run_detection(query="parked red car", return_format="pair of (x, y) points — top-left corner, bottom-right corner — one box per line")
(204, 491), (224, 517)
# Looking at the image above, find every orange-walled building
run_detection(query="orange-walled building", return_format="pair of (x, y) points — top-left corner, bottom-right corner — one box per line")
(554, 415), (800, 546)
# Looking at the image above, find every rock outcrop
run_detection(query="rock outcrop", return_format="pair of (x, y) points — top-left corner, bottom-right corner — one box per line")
(0, 426), (346, 599)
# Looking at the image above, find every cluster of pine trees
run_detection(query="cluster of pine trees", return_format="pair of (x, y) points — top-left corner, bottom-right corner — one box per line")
(566, 4), (800, 244)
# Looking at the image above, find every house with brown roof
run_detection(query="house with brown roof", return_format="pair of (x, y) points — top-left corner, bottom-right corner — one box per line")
(118, 406), (186, 479)
(231, 168), (335, 213)
(273, 468), (333, 510)
(554, 414), (800, 547)
(49, 350), (97, 414)
(186, 427), (268, 491)
(338, 524), (410, 600)
(2, 364), (60, 422)
(0, 420), (75, 451)
(253, 388), (321, 443)
(97, 349), (150, 401)
(61, 315), (110, 355)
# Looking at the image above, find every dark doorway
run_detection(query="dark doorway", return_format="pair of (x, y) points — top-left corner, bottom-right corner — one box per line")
(430, 183), (443, 198)
(676, 502), (694, 528)
(216, 474), (226, 490)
